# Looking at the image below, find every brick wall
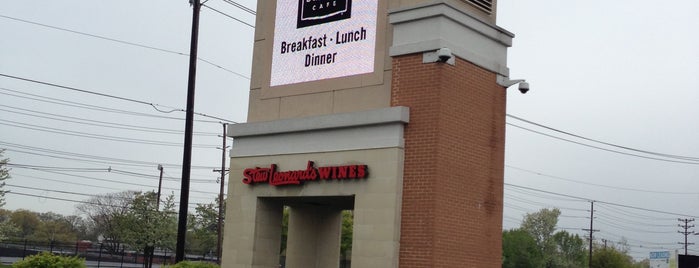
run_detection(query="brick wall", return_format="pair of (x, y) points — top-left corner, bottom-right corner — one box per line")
(392, 54), (506, 267)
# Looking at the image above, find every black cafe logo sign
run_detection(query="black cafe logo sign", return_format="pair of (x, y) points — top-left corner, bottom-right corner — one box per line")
(297, 0), (352, 28)
(242, 161), (368, 186)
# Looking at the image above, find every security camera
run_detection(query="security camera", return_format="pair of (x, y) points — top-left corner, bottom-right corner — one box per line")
(497, 76), (530, 94)
(436, 47), (452, 63)
(518, 82), (529, 94)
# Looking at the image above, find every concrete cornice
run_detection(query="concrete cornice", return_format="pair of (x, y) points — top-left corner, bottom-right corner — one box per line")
(228, 107), (410, 157)
(389, 1), (514, 45)
(229, 106), (409, 138)
(388, 1), (513, 76)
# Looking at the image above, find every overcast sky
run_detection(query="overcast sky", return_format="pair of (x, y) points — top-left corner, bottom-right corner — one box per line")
(1, 0), (698, 261)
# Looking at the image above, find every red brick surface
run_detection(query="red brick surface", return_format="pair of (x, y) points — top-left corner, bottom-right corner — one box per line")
(392, 54), (506, 267)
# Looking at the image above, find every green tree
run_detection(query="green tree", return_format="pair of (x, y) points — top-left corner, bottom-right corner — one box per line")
(77, 191), (135, 253)
(521, 208), (561, 250)
(280, 206), (289, 255)
(32, 218), (78, 243)
(116, 191), (177, 265)
(506, 208), (588, 268)
(591, 247), (633, 268)
(0, 208), (19, 240)
(502, 229), (544, 268)
(0, 220), (19, 240)
(0, 149), (9, 207)
(632, 258), (650, 268)
(550, 231), (587, 267)
(188, 201), (220, 258)
(64, 215), (96, 241)
(340, 210), (353, 259)
(10, 209), (40, 238)
(520, 208), (561, 266)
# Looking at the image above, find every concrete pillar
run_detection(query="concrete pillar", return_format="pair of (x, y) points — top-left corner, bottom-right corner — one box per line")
(250, 199), (284, 267)
(285, 205), (342, 268)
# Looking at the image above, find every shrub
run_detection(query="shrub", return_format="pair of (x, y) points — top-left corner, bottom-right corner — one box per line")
(164, 261), (220, 268)
(12, 252), (86, 268)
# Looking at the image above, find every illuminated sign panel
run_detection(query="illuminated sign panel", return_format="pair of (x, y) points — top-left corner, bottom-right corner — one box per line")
(270, 0), (378, 86)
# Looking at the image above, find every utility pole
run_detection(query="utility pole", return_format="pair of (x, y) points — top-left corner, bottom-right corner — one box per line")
(583, 201), (598, 268)
(176, 0), (201, 262)
(678, 218), (695, 255)
(156, 164), (163, 210)
(217, 123), (227, 263)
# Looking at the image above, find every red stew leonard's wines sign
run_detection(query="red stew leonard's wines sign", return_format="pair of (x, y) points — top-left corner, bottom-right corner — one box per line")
(242, 161), (368, 186)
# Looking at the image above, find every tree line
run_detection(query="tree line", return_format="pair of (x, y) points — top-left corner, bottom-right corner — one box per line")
(0, 149), (221, 260)
(504, 208), (650, 268)
(0, 190), (222, 260)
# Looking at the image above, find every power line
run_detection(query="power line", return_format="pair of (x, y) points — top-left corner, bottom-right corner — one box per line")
(111, 169), (214, 183)
(0, 14), (250, 79)
(595, 211), (677, 228)
(507, 114), (699, 161)
(506, 165), (699, 195)
(5, 191), (127, 208)
(0, 74), (239, 124)
(0, 104), (219, 136)
(505, 183), (699, 218)
(506, 186), (584, 202)
(5, 189), (211, 209)
(505, 191), (589, 212)
(7, 184), (216, 205)
(4, 163), (108, 172)
(595, 218), (676, 234)
(7, 184), (111, 198)
(0, 87), (219, 123)
(11, 173), (125, 191)
(22, 168), (220, 195)
(10, 172), (220, 201)
(507, 122), (699, 165)
(202, 4), (255, 28)
(1, 73), (160, 108)
(0, 141), (217, 170)
(599, 231), (677, 246)
(0, 118), (219, 148)
(595, 203), (676, 221)
(7, 162), (216, 184)
(221, 0), (256, 15)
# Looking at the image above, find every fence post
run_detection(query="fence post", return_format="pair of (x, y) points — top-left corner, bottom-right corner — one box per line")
(97, 243), (103, 268)
(49, 240), (54, 254)
(74, 241), (79, 256)
(22, 239), (27, 259)
(120, 244), (125, 268)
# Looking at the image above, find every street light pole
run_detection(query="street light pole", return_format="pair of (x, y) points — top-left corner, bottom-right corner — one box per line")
(176, 0), (201, 262)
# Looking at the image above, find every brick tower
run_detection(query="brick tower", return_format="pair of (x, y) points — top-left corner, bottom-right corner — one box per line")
(221, 1), (515, 267)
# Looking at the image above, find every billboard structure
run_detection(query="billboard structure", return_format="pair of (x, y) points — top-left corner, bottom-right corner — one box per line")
(222, 0), (517, 267)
